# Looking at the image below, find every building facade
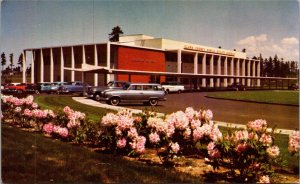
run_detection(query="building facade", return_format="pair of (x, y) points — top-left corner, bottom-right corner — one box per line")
(23, 34), (261, 88)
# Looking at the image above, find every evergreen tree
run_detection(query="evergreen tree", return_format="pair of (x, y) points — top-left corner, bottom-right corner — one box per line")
(1, 52), (6, 71)
(9, 53), (14, 72)
(273, 54), (280, 77)
(18, 53), (23, 70)
(109, 26), (124, 42)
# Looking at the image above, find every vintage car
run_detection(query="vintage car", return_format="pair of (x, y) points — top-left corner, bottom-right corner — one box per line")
(50, 82), (68, 93)
(87, 81), (127, 101)
(227, 82), (246, 91)
(57, 81), (90, 94)
(161, 81), (185, 94)
(100, 83), (166, 106)
(36, 82), (52, 93)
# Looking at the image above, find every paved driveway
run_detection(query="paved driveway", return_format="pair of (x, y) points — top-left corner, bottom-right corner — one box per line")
(121, 92), (299, 130)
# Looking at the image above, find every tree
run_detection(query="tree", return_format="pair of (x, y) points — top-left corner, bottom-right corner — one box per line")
(109, 26), (124, 42)
(242, 48), (246, 53)
(1, 52), (6, 71)
(18, 53), (23, 70)
(9, 53), (14, 71)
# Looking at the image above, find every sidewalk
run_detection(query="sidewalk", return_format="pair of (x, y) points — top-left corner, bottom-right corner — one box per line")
(73, 97), (294, 135)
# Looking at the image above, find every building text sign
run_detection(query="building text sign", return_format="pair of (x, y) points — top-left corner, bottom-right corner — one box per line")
(184, 45), (235, 56)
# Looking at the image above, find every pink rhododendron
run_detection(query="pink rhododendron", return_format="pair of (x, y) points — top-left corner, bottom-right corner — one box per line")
(23, 109), (32, 117)
(288, 130), (300, 153)
(58, 127), (68, 138)
(202, 109), (213, 121)
(235, 143), (250, 153)
(101, 113), (119, 126)
(14, 107), (22, 113)
(32, 102), (38, 109)
(183, 128), (191, 139)
(185, 107), (196, 120)
(127, 127), (138, 139)
(247, 119), (267, 132)
(43, 122), (54, 134)
(234, 130), (249, 142)
(117, 138), (127, 148)
(190, 119), (201, 130)
(67, 119), (80, 129)
(149, 132), (160, 144)
(207, 141), (221, 158)
(259, 133), (272, 146)
(130, 136), (146, 154)
(147, 117), (168, 133)
(117, 115), (134, 131)
(266, 146), (280, 158)
(170, 142), (180, 153)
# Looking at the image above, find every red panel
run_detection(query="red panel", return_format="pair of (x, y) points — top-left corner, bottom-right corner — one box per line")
(117, 47), (165, 83)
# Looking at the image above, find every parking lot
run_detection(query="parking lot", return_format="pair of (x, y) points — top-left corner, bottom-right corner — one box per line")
(120, 92), (299, 130)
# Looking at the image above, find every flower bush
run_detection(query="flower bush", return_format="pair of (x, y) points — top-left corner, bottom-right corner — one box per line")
(206, 119), (281, 183)
(288, 130), (300, 155)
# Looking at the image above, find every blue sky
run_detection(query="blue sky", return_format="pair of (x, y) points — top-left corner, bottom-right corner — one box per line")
(1, 0), (299, 67)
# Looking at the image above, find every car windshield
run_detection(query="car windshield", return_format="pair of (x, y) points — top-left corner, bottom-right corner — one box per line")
(123, 83), (130, 90)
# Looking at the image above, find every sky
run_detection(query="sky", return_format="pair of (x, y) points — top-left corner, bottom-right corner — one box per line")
(1, 0), (299, 68)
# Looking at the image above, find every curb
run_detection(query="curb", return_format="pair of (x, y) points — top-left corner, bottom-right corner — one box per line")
(73, 97), (294, 135)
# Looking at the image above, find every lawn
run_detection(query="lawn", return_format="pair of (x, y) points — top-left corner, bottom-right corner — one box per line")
(1, 124), (202, 183)
(206, 90), (299, 106)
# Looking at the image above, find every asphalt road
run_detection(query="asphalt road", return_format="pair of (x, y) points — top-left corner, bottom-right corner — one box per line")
(121, 92), (299, 130)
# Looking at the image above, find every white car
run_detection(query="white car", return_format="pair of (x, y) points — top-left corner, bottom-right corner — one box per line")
(161, 81), (185, 94)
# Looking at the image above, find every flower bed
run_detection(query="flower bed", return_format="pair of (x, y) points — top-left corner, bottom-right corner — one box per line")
(1, 94), (299, 183)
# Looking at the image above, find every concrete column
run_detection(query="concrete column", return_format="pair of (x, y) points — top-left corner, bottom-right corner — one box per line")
(194, 52), (198, 74)
(216, 56), (221, 87)
(94, 44), (98, 86)
(177, 49), (182, 73)
(210, 55), (214, 87)
(22, 51), (26, 83)
(40, 49), (44, 82)
(31, 50), (35, 83)
(224, 57), (228, 87)
(242, 59), (245, 85)
(236, 59), (240, 82)
(230, 57), (234, 84)
(252, 60), (256, 86)
(71, 46), (75, 81)
(82, 45), (86, 64)
(60, 47), (64, 82)
(50, 48), (54, 82)
(202, 54), (206, 87)
(106, 42), (111, 83)
(257, 60), (261, 87)
(247, 60), (251, 86)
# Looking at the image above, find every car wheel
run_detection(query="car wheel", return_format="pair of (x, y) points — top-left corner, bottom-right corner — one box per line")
(94, 94), (101, 101)
(35, 90), (40, 94)
(110, 97), (120, 106)
(17, 90), (23, 94)
(178, 90), (182, 94)
(149, 99), (158, 106)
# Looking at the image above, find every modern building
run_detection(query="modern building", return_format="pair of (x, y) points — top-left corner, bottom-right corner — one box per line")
(22, 34), (262, 88)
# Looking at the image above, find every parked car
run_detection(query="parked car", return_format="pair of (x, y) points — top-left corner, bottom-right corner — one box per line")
(288, 83), (299, 90)
(100, 83), (166, 106)
(227, 82), (246, 91)
(87, 81), (127, 101)
(57, 81), (90, 94)
(36, 82), (53, 93)
(161, 81), (185, 94)
(50, 82), (68, 93)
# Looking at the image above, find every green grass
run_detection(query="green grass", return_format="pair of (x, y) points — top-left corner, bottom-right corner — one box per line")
(1, 124), (203, 183)
(206, 90), (299, 105)
(34, 95), (115, 122)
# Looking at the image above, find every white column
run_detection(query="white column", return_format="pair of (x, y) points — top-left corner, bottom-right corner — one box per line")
(224, 57), (228, 87)
(82, 45), (86, 64)
(236, 59), (240, 82)
(22, 51), (26, 83)
(60, 47), (64, 82)
(216, 55), (221, 87)
(257, 60), (261, 87)
(252, 60), (256, 86)
(40, 49), (44, 82)
(31, 50), (35, 83)
(94, 44), (98, 86)
(194, 52), (198, 74)
(247, 60), (251, 86)
(50, 48), (54, 82)
(230, 57), (234, 84)
(242, 59), (245, 85)
(210, 55), (214, 87)
(106, 42), (111, 83)
(201, 54), (206, 87)
(177, 49), (182, 73)
(71, 46), (75, 81)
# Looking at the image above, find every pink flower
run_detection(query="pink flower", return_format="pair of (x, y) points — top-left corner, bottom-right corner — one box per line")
(170, 142), (180, 154)
(247, 119), (267, 132)
(14, 107), (22, 113)
(117, 115), (134, 131)
(207, 141), (221, 158)
(149, 132), (160, 144)
(127, 127), (138, 139)
(117, 138), (127, 148)
(234, 130), (249, 142)
(183, 128), (191, 139)
(267, 146), (280, 158)
(259, 133), (272, 146)
(67, 119), (80, 129)
(190, 119), (201, 130)
(58, 127), (68, 138)
(185, 107), (196, 120)
(32, 103), (38, 109)
(235, 143), (250, 153)
(101, 113), (119, 126)
(288, 130), (300, 153)
(43, 122), (54, 135)
(147, 117), (168, 133)
(53, 125), (60, 134)
(193, 124), (212, 142)
(202, 109), (213, 121)
(130, 136), (146, 154)
(63, 106), (74, 115)
(258, 175), (270, 183)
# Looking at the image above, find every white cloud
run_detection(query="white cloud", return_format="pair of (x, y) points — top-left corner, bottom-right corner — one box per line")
(236, 34), (299, 61)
